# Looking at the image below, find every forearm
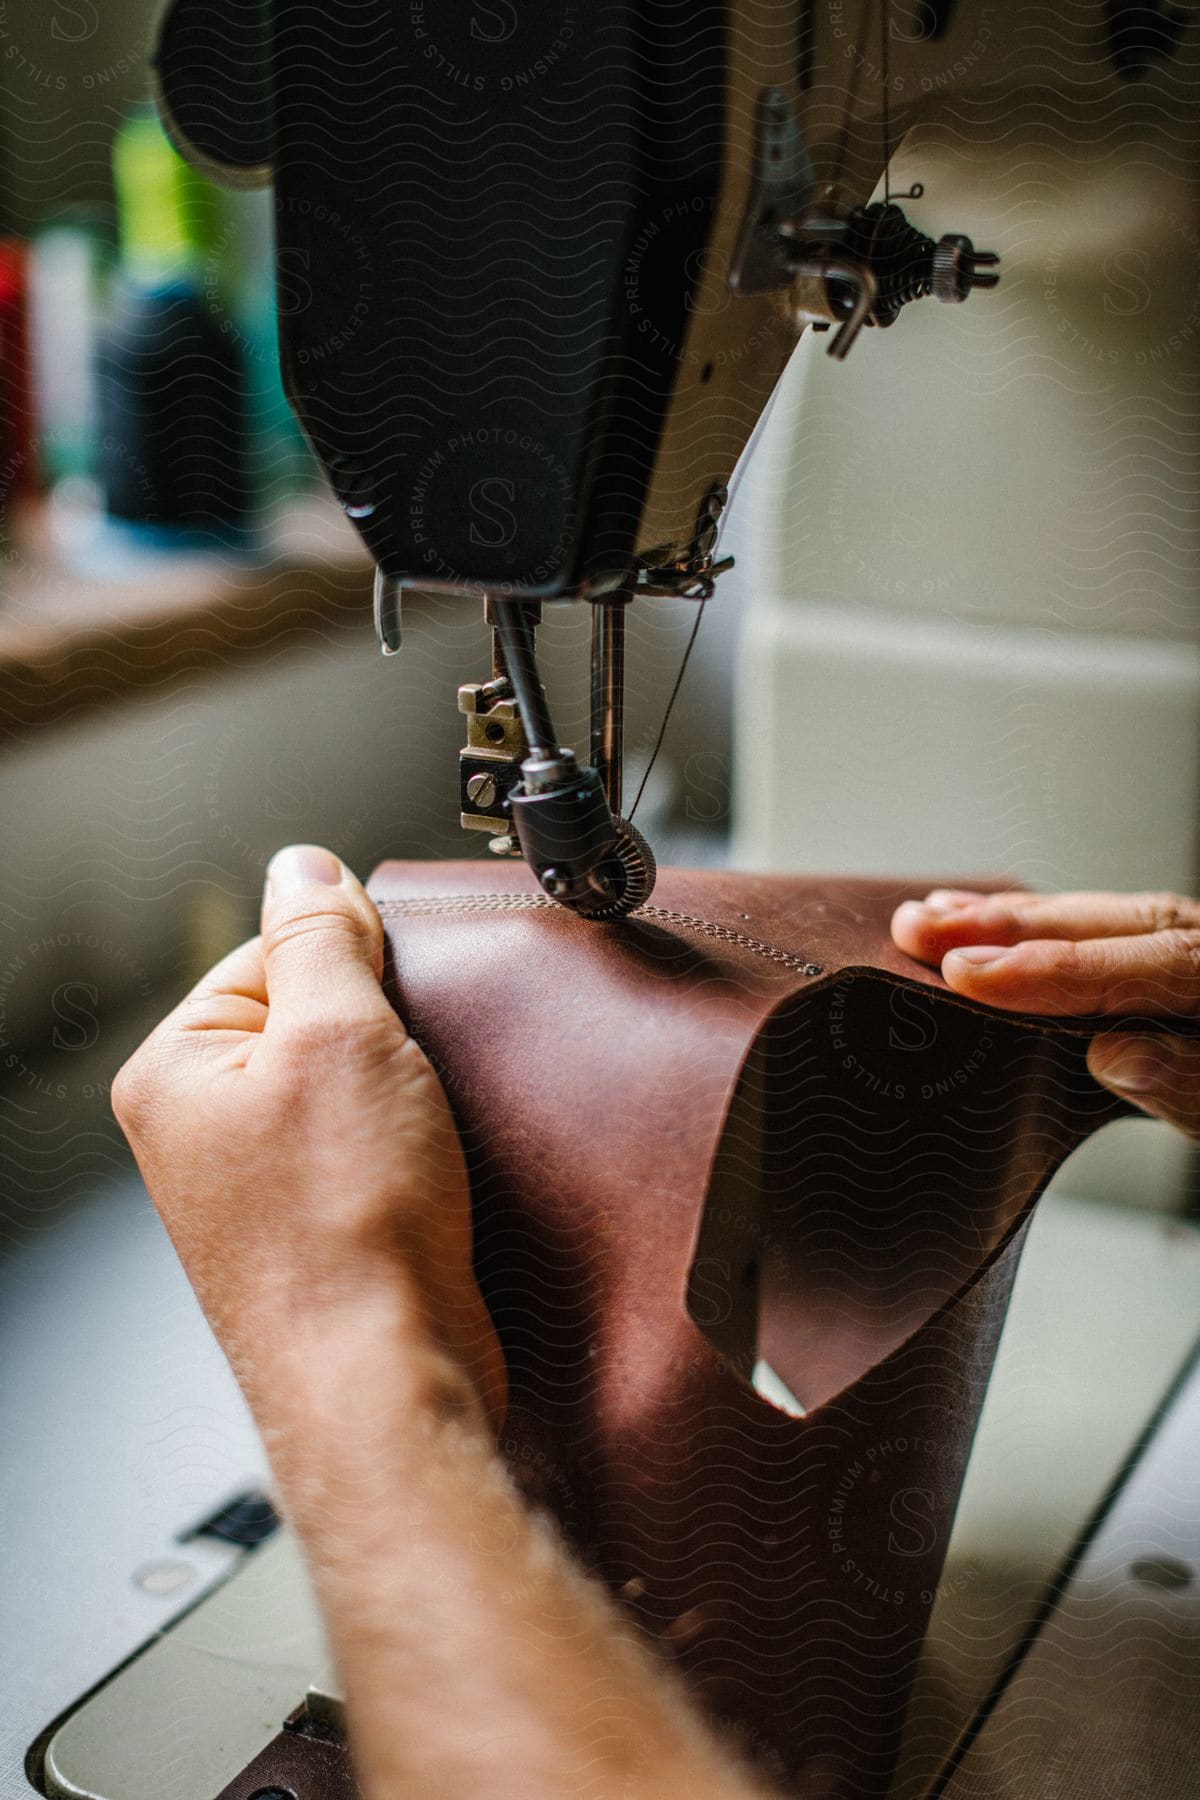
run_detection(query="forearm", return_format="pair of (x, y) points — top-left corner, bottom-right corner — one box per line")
(243, 1287), (771, 1800)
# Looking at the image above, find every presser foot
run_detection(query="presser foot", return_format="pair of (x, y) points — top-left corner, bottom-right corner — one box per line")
(509, 752), (656, 920)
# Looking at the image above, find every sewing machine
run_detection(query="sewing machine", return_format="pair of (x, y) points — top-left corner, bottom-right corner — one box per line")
(151, 0), (1011, 919)
(14, 5), (1198, 1798)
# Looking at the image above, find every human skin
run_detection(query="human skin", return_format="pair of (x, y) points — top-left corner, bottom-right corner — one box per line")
(890, 888), (1200, 1143)
(114, 853), (1199, 1796)
(112, 843), (773, 1800)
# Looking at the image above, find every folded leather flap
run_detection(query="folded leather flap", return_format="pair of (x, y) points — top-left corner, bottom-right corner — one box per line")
(368, 860), (1127, 1795)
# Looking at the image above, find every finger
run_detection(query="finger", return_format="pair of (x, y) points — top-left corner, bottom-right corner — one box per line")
(178, 993), (269, 1036)
(893, 889), (1200, 965)
(183, 935), (267, 1007)
(260, 844), (391, 1031)
(134, 939), (268, 1061)
(175, 937), (268, 1030)
(1088, 1033), (1200, 1142)
(113, 936), (272, 1128)
(939, 930), (1200, 1018)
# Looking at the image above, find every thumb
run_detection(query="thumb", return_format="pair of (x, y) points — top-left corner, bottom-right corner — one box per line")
(261, 844), (389, 1029)
(1087, 1031), (1200, 1144)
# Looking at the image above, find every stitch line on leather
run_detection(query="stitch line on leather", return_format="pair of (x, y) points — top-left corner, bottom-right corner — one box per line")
(637, 905), (822, 975)
(376, 895), (822, 977)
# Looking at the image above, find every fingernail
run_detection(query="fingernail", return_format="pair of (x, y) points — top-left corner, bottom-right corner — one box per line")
(893, 900), (932, 928)
(1089, 1035), (1163, 1095)
(266, 844), (344, 894)
(923, 888), (979, 913)
(945, 945), (1011, 969)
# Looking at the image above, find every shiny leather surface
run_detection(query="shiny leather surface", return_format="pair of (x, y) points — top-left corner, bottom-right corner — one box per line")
(369, 862), (1126, 1798)
(214, 1726), (356, 1800)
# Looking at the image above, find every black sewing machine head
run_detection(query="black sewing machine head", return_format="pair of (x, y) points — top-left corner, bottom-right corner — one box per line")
(154, 0), (1002, 915)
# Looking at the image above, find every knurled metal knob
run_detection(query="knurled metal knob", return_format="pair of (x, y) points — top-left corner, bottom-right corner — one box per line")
(931, 235), (975, 304)
(932, 233), (1001, 304)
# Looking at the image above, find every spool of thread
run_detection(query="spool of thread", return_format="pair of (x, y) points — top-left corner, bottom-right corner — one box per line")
(95, 105), (251, 547)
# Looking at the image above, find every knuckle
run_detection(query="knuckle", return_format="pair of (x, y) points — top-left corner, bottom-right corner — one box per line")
(111, 1050), (154, 1132)
(269, 906), (377, 957)
(277, 1008), (395, 1069)
(113, 1029), (208, 1130)
(983, 893), (1043, 937)
(110, 1060), (137, 1127)
(1037, 937), (1082, 976)
(275, 1012), (351, 1063)
(1138, 891), (1197, 934)
(391, 1032), (444, 1098)
(1160, 929), (1200, 1006)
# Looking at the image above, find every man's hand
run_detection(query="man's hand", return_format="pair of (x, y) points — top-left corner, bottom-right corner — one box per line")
(891, 888), (1200, 1142)
(114, 844), (769, 1800)
(113, 842), (505, 1423)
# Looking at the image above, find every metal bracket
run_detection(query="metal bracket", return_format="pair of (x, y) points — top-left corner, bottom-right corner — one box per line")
(635, 483), (734, 600)
(730, 87), (817, 298)
(457, 678), (527, 842)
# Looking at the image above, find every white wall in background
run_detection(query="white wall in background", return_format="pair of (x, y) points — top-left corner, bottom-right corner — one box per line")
(729, 118), (1199, 1209)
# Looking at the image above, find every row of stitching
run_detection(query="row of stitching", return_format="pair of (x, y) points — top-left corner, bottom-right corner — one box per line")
(375, 894), (822, 978)
(636, 905), (822, 976)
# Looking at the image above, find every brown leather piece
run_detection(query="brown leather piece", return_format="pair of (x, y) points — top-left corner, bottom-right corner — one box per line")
(369, 862), (1128, 1799)
(213, 1724), (357, 1800)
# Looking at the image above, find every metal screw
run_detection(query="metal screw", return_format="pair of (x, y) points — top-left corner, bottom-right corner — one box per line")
(466, 772), (499, 808)
(541, 869), (572, 899)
